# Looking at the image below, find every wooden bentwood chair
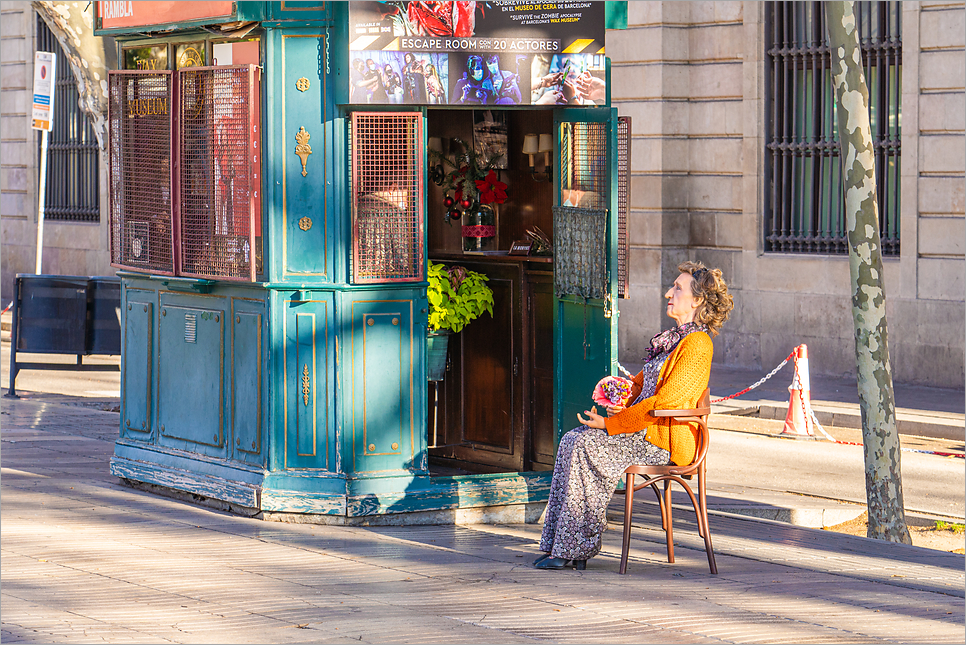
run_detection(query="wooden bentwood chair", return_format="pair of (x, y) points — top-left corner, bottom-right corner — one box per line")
(617, 388), (717, 575)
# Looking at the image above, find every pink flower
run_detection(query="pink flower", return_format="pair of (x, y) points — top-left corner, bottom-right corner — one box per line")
(592, 376), (633, 406)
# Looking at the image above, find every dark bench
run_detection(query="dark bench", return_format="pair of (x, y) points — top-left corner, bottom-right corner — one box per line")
(6, 274), (121, 398)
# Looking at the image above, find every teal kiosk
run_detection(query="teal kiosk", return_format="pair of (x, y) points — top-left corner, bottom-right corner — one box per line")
(99, 1), (629, 524)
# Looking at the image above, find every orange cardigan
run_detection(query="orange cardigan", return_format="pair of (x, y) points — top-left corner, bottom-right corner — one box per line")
(603, 332), (712, 466)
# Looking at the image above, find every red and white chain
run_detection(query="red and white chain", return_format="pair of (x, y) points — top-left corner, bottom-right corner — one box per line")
(617, 348), (962, 458)
(617, 349), (797, 404)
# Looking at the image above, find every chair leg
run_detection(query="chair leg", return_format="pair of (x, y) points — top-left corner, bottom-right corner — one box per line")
(664, 480), (674, 564)
(699, 469), (717, 574)
(702, 519), (717, 574)
(691, 465), (708, 538)
(650, 481), (667, 531)
(620, 473), (635, 575)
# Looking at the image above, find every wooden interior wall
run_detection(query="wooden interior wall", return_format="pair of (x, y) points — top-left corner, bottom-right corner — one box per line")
(426, 109), (555, 254)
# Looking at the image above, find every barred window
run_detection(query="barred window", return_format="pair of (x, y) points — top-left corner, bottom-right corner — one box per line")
(765, 1), (900, 255)
(36, 15), (100, 223)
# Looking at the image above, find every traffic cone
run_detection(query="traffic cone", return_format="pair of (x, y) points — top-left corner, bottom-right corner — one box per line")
(781, 344), (816, 439)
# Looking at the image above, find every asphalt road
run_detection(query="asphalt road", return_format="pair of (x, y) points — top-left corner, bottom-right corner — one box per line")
(3, 339), (963, 521)
(707, 428), (966, 519)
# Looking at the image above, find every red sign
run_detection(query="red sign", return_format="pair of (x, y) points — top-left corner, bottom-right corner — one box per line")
(98, 1), (235, 30)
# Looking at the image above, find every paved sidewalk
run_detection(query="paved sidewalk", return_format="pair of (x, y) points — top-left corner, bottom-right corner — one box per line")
(2, 396), (964, 644)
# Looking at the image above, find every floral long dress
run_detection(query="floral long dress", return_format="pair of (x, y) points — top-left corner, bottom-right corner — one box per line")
(538, 351), (673, 561)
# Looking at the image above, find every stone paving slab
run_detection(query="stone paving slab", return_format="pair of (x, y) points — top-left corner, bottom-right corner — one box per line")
(3, 398), (965, 644)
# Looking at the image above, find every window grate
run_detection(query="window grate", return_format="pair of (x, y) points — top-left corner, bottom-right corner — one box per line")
(765, 1), (900, 256)
(36, 15), (100, 223)
(108, 70), (175, 274)
(556, 121), (610, 300)
(560, 121), (607, 211)
(350, 112), (424, 284)
(178, 66), (261, 281)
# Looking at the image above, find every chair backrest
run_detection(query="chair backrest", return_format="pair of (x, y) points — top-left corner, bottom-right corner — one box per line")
(650, 387), (711, 472)
(690, 388), (712, 468)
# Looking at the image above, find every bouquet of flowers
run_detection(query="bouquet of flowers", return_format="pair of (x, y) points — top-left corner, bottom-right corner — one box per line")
(592, 376), (633, 407)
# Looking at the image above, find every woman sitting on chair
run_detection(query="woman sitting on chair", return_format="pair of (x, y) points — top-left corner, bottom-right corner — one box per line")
(535, 261), (734, 570)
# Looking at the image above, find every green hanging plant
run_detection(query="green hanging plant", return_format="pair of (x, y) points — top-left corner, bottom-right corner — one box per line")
(427, 261), (494, 334)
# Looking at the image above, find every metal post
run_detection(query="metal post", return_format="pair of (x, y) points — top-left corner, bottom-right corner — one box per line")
(431, 382), (439, 448)
(35, 129), (49, 274)
(6, 277), (21, 398)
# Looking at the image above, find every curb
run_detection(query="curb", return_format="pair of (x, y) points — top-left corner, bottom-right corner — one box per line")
(713, 400), (965, 443)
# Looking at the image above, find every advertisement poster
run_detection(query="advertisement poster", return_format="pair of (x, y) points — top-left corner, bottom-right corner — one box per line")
(349, 1), (606, 106)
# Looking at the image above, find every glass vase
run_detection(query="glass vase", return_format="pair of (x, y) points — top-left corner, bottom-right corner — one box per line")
(461, 204), (497, 254)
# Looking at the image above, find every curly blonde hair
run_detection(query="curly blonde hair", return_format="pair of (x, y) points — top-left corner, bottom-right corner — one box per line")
(678, 261), (734, 337)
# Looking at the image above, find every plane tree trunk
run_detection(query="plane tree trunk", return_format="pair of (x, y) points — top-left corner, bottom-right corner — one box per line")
(825, 0), (911, 544)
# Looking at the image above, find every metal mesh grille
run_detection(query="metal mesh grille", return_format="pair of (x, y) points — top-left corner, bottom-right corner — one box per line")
(179, 66), (260, 281)
(617, 116), (630, 299)
(553, 206), (607, 300)
(560, 121), (607, 210)
(350, 112), (424, 283)
(108, 71), (174, 274)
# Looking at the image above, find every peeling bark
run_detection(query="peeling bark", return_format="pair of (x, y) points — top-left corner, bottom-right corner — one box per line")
(32, 1), (115, 150)
(825, 1), (911, 544)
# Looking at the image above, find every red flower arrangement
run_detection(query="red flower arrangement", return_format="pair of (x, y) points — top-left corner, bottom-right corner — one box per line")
(476, 170), (507, 205)
(430, 137), (507, 223)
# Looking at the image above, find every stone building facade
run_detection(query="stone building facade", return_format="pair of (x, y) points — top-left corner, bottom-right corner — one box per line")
(1, 1), (963, 387)
(0, 1), (113, 289)
(608, 1), (964, 388)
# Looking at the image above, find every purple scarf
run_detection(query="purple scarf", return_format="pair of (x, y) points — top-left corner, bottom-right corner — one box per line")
(641, 322), (708, 363)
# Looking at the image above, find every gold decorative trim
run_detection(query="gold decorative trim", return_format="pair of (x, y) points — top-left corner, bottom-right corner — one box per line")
(299, 216), (313, 231)
(302, 363), (311, 406)
(282, 34), (329, 277)
(350, 301), (415, 469)
(295, 126), (312, 177)
(296, 76), (310, 92)
(178, 46), (204, 69)
(284, 299), (330, 468)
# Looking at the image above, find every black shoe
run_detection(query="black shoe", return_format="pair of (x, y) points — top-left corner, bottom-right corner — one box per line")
(574, 559), (587, 570)
(533, 553), (551, 566)
(534, 557), (571, 569)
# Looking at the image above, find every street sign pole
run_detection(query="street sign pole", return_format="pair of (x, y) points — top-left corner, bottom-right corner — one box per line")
(31, 51), (57, 275)
(35, 129), (50, 275)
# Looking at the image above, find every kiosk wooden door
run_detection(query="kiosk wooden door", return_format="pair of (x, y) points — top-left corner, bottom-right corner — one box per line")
(553, 108), (620, 448)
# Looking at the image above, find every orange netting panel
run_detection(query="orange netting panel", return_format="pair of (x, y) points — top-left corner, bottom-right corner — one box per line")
(179, 65), (260, 281)
(350, 112), (424, 283)
(108, 71), (175, 274)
